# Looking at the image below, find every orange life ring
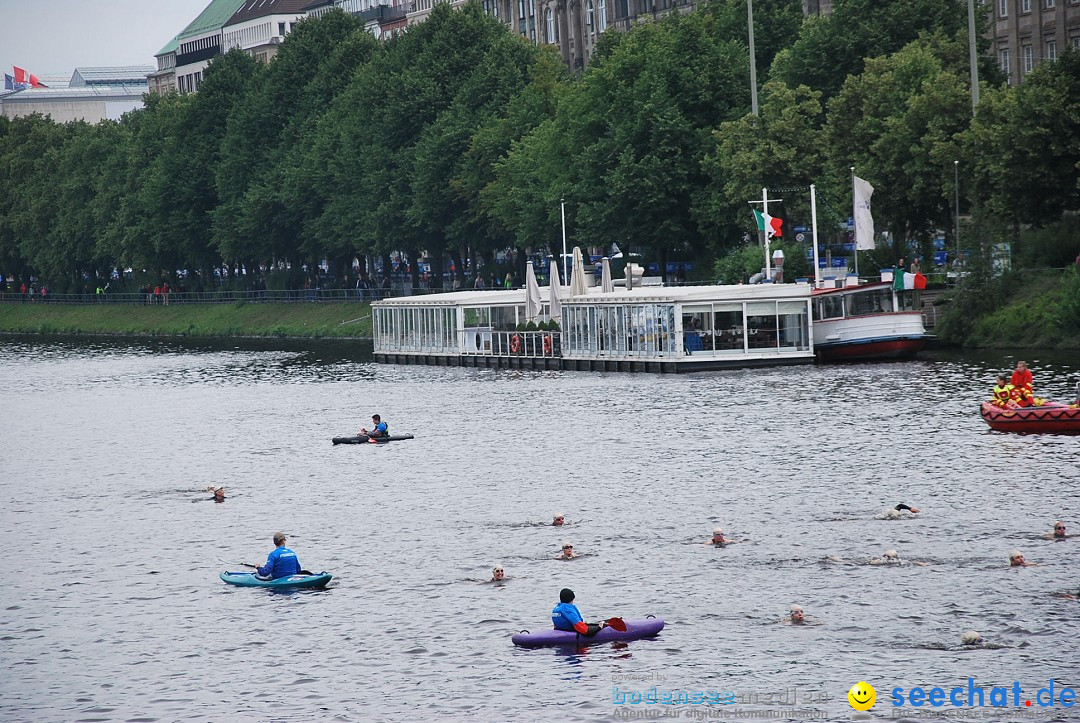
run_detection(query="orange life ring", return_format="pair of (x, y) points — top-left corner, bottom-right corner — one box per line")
(543, 334), (552, 354)
(510, 334), (521, 353)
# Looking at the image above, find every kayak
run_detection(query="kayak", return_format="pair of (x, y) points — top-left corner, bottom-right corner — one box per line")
(219, 571), (333, 589)
(332, 434), (415, 445)
(512, 617), (664, 648)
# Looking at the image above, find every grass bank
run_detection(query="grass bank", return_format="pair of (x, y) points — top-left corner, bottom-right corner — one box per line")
(0, 301), (373, 339)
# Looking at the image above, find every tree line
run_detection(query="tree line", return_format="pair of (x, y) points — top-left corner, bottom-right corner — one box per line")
(0, 0), (1077, 293)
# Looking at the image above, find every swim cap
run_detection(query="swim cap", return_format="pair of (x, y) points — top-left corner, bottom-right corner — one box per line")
(560, 588), (575, 603)
(961, 630), (982, 645)
(713, 528), (724, 535)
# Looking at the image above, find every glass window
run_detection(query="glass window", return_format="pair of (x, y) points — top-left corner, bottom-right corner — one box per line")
(777, 301), (809, 351)
(999, 0), (1008, 16)
(1022, 0), (1031, 10)
(745, 301), (778, 351)
(712, 304), (744, 353)
(847, 288), (893, 316)
(586, 0), (595, 35)
(598, 0), (607, 30)
(546, 7), (555, 43)
(1000, 47), (1011, 73)
(1047, 40), (1057, 60)
(1023, 45), (1034, 73)
(1046, 0), (1055, 7)
(815, 295), (845, 320)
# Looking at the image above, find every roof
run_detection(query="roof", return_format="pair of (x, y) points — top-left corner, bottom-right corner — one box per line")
(178, 0), (248, 40)
(302, 0), (336, 11)
(0, 85), (149, 100)
(373, 283), (811, 308)
(71, 67), (154, 86)
(226, 0), (312, 26)
(156, 35), (180, 57)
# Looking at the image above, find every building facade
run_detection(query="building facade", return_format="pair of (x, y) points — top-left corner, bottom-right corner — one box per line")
(148, 37), (179, 95)
(989, 0), (1080, 84)
(0, 67), (152, 122)
(174, 0), (246, 93)
(223, 0), (313, 62)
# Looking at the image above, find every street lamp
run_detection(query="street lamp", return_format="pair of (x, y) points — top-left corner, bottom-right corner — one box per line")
(747, 0), (758, 116)
(953, 160), (960, 275)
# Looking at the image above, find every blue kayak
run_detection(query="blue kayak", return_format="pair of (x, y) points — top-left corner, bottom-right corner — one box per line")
(219, 571), (333, 589)
(512, 617), (664, 647)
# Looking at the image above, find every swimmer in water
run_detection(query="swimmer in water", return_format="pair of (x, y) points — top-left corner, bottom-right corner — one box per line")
(786, 605), (805, 624)
(558, 541), (578, 559)
(207, 486), (225, 502)
(884, 503), (920, 520)
(552, 514), (565, 526)
(868, 549), (930, 566)
(491, 565), (506, 582)
(1009, 550), (1041, 567)
(705, 527), (740, 545)
(961, 630), (985, 646)
(1045, 521), (1071, 539)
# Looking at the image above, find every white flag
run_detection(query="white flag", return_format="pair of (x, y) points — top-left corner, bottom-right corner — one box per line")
(853, 176), (875, 251)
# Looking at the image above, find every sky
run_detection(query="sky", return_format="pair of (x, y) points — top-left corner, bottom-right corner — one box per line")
(0, 0), (214, 80)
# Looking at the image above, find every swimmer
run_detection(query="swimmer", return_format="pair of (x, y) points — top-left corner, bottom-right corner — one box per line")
(491, 565), (506, 582)
(961, 630), (985, 646)
(1009, 550), (1041, 567)
(206, 486), (225, 502)
(558, 541), (578, 559)
(552, 514), (565, 526)
(869, 549), (930, 566)
(705, 527), (740, 545)
(884, 503), (920, 520)
(1045, 521), (1072, 539)
(785, 605), (805, 624)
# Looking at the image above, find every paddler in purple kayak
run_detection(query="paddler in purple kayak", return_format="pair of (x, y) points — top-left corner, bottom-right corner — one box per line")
(552, 588), (610, 637)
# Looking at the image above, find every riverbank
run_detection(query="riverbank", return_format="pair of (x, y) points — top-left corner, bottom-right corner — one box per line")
(0, 301), (373, 339)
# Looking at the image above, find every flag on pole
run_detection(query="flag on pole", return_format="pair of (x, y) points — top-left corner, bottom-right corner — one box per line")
(12, 66), (47, 88)
(3, 74), (15, 91)
(853, 176), (875, 250)
(752, 209), (783, 239)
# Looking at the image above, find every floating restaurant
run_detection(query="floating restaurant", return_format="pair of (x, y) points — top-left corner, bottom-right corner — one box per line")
(372, 282), (814, 373)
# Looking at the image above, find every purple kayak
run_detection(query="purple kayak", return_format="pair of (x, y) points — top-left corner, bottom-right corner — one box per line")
(512, 617), (664, 648)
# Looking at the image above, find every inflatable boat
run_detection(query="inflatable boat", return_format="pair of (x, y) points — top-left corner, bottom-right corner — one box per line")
(332, 434), (415, 445)
(512, 617), (664, 648)
(219, 571), (333, 589)
(980, 401), (1080, 435)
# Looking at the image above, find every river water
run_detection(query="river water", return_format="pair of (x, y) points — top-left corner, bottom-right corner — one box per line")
(1, 336), (1078, 722)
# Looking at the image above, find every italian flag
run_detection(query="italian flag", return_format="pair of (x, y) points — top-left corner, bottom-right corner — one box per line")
(753, 209), (783, 239)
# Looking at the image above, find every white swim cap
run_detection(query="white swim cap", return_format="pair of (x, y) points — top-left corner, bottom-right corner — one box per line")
(961, 630), (982, 645)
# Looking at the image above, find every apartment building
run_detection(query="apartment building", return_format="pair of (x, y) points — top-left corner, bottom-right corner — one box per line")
(989, 0), (1080, 84)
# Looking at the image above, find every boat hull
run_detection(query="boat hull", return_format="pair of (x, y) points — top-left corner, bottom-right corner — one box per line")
(980, 402), (1080, 435)
(219, 571), (333, 589)
(814, 336), (926, 362)
(512, 618), (664, 648)
(332, 434), (414, 445)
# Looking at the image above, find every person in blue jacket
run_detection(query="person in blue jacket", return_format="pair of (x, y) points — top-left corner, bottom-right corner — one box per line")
(256, 532), (301, 579)
(360, 414), (388, 439)
(552, 588), (607, 636)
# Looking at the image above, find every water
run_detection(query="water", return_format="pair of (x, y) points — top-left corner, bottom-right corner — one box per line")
(1, 336), (1078, 722)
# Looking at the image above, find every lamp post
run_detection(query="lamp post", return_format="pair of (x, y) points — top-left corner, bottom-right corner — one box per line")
(953, 161), (960, 273)
(747, 0), (758, 116)
(560, 198), (567, 284)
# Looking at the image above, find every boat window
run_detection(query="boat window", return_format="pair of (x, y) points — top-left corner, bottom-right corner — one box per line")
(778, 300), (809, 350)
(746, 301), (778, 351)
(816, 295), (844, 320)
(463, 307), (491, 328)
(847, 288), (892, 316)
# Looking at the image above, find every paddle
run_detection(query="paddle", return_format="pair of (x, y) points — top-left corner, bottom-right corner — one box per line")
(605, 617), (627, 632)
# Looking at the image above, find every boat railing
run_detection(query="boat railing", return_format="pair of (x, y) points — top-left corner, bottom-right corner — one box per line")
(460, 329), (561, 358)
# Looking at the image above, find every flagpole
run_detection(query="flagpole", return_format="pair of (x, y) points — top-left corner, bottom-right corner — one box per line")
(851, 167), (858, 280)
(810, 184), (821, 288)
(560, 198), (567, 285)
(762, 187), (771, 281)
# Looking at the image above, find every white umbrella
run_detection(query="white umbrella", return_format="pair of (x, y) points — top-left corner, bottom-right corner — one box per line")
(525, 261), (542, 322)
(569, 246), (588, 297)
(600, 257), (614, 293)
(548, 259), (562, 320)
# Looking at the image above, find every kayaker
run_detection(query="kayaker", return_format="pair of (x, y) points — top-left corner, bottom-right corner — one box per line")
(360, 414), (389, 439)
(557, 541), (577, 559)
(552, 588), (607, 636)
(884, 502), (920, 519)
(552, 514), (565, 526)
(256, 532), (301, 579)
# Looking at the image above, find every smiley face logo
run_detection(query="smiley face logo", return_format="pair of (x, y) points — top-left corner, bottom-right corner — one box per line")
(847, 681), (876, 711)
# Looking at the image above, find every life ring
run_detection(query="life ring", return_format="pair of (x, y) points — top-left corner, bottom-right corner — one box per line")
(510, 334), (521, 353)
(543, 334), (552, 355)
